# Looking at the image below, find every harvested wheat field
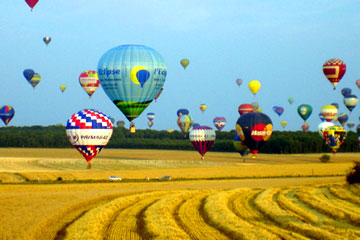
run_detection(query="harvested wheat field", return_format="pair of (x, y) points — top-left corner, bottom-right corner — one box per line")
(1, 148), (360, 239)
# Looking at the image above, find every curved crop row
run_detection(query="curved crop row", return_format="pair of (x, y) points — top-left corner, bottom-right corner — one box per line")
(329, 185), (360, 205)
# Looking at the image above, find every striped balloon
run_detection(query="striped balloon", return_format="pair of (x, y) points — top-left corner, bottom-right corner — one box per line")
(189, 126), (216, 160)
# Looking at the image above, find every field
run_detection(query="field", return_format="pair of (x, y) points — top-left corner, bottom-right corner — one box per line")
(1, 148), (360, 239)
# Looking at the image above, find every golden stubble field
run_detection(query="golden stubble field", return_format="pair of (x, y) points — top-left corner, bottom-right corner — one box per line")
(1, 148), (360, 239)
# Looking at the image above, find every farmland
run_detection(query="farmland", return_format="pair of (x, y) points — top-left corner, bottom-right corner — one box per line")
(0, 148), (360, 239)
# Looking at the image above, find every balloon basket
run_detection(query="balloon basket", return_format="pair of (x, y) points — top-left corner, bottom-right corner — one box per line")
(130, 122), (136, 133)
(201, 156), (205, 160)
(87, 163), (92, 169)
(251, 155), (257, 159)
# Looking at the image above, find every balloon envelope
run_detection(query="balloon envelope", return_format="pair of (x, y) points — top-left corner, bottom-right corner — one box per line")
(236, 78), (243, 86)
(320, 105), (338, 122)
(318, 122), (335, 138)
(235, 112), (273, 154)
(147, 112), (155, 121)
(79, 71), (100, 98)
(288, 97), (294, 104)
(97, 45), (167, 122)
(323, 126), (347, 153)
(180, 59), (189, 69)
(280, 120), (287, 128)
(344, 95), (358, 112)
(302, 123), (310, 132)
(233, 135), (250, 157)
(213, 117), (226, 131)
(28, 73), (41, 88)
(248, 80), (261, 95)
(0, 105), (15, 125)
(66, 109), (113, 164)
(331, 103), (339, 110)
(200, 104), (207, 112)
(189, 126), (216, 158)
(341, 88), (351, 97)
(59, 84), (67, 93)
(23, 69), (34, 81)
(337, 113), (348, 126)
(116, 120), (125, 128)
(25, 0), (39, 9)
(273, 106), (284, 116)
(347, 122), (355, 130)
(177, 114), (193, 134)
(43, 37), (51, 45)
(148, 121), (153, 128)
(297, 104), (312, 121)
(238, 104), (254, 116)
(177, 108), (189, 117)
(322, 58), (346, 90)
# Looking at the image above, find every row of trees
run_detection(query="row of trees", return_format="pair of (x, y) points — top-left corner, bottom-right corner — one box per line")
(0, 125), (359, 153)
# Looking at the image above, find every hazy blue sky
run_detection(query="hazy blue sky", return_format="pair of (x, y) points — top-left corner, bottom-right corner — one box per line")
(1, 1), (360, 132)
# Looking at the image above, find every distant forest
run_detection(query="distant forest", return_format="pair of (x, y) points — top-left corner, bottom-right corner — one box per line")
(0, 125), (359, 154)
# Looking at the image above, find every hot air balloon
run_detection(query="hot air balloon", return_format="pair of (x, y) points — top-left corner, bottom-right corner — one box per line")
(25, 0), (39, 11)
(288, 97), (294, 104)
(66, 109), (113, 169)
(238, 104), (254, 116)
(302, 123), (310, 132)
(147, 112), (155, 121)
(59, 84), (67, 93)
(213, 117), (226, 131)
(28, 73), (41, 89)
(331, 103), (339, 110)
(116, 120), (125, 128)
(337, 113), (349, 127)
(320, 105), (338, 122)
(341, 88), (352, 97)
(235, 112), (273, 155)
(189, 126), (216, 160)
(297, 104), (312, 122)
(344, 95), (358, 113)
(200, 104), (207, 113)
(280, 120), (287, 128)
(0, 106), (15, 125)
(180, 59), (189, 69)
(154, 87), (163, 102)
(98, 45), (167, 132)
(319, 113), (325, 122)
(192, 123), (200, 129)
(347, 122), (355, 131)
(177, 114), (193, 136)
(233, 135), (250, 161)
(318, 122), (335, 138)
(322, 58), (346, 90)
(23, 69), (34, 82)
(177, 108), (189, 117)
(43, 37), (51, 46)
(108, 116), (115, 125)
(79, 71), (100, 98)
(273, 106), (284, 117)
(252, 102), (259, 111)
(356, 79), (360, 89)
(148, 121), (154, 128)
(236, 78), (243, 87)
(254, 108), (263, 113)
(323, 126), (347, 153)
(248, 80), (261, 95)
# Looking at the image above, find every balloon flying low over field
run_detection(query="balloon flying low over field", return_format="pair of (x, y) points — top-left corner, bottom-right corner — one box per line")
(66, 109), (113, 169)
(189, 126), (216, 160)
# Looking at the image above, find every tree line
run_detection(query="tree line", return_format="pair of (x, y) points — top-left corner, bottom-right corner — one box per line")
(0, 125), (358, 154)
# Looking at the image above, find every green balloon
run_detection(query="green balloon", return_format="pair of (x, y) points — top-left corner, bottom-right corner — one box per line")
(297, 104), (312, 121)
(288, 97), (294, 104)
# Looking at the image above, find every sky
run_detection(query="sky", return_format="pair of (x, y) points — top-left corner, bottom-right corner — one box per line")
(1, 1), (360, 132)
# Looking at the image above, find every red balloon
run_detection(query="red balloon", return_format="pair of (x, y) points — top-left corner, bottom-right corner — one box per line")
(238, 104), (254, 116)
(25, 0), (39, 10)
(322, 58), (346, 90)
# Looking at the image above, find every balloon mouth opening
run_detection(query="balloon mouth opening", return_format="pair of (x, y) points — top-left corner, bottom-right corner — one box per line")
(251, 150), (259, 154)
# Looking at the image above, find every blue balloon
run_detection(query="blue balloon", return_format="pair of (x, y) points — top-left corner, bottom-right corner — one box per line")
(23, 69), (34, 81)
(341, 88), (352, 97)
(177, 108), (189, 117)
(97, 45), (167, 122)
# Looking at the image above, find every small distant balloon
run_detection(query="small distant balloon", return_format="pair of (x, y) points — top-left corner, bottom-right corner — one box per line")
(341, 88), (351, 97)
(320, 105), (338, 122)
(302, 123), (310, 132)
(356, 79), (360, 89)
(59, 84), (67, 93)
(200, 104), (207, 113)
(0, 105), (15, 125)
(23, 69), (34, 82)
(236, 78), (243, 87)
(79, 71), (100, 98)
(280, 120), (287, 128)
(238, 104), (254, 116)
(43, 37), (51, 46)
(337, 113), (349, 127)
(177, 114), (193, 135)
(25, 0), (39, 11)
(347, 122), (355, 130)
(322, 58), (346, 90)
(288, 97), (294, 104)
(27, 73), (41, 89)
(252, 102), (259, 110)
(147, 112), (155, 121)
(116, 120), (125, 128)
(344, 95), (358, 113)
(297, 104), (312, 122)
(213, 117), (226, 131)
(180, 59), (189, 69)
(273, 106), (284, 117)
(148, 121), (153, 128)
(248, 80), (261, 95)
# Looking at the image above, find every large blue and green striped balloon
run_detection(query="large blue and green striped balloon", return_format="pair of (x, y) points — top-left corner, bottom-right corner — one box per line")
(97, 45), (167, 122)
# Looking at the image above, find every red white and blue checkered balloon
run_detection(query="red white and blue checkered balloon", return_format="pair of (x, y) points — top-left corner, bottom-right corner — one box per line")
(66, 109), (113, 165)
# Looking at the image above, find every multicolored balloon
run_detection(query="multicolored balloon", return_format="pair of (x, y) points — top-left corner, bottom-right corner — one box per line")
(189, 126), (216, 160)
(236, 112), (273, 155)
(238, 104), (254, 116)
(148, 121), (154, 128)
(341, 88), (351, 97)
(248, 80), (261, 95)
(0, 106), (15, 125)
(280, 120), (287, 128)
(25, 0), (39, 11)
(347, 122), (355, 130)
(147, 112), (155, 121)
(236, 78), (243, 87)
(320, 105), (338, 122)
(180, 59), (189, 69)
(322, 58), (346, 90)
(323, 126), (347, 153)
(297, 104), (312, 122)
(97, 45), (167, 129)
(337, 113), (349, 127)
(288, 97), (294, 104)
(79, 71), (100, 98)
(252, 102), (259, 111)
(43, 37), (51, 46)
(302, 123), (310, 132)
(116, 120), (125, 128)
(177, 114), (193, 135)
(59, 84), (67, 93)
(318, 122), (335, 138)
(29, 73), (41, 89)
(273, 106), (284, 116)
(177, 109), (189, 117)
(213, 117), (226, 131)
(233, 135), (250, 158)
(66, 109), (113, 168)
(200, 104), (207, 112)
(344, 95), (358, 112)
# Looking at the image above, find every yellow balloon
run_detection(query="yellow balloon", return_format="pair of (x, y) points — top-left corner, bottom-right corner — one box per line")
(180, 59), (189, 69)
(59, 84), (67, 93)
(248, 80), (261, 95)
(280, 120), (287, 128)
